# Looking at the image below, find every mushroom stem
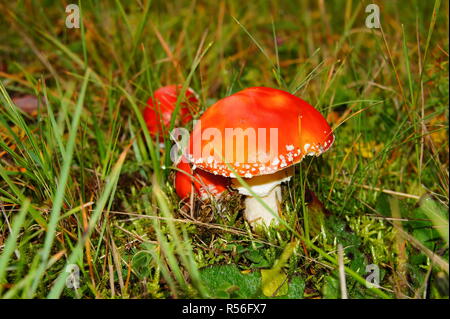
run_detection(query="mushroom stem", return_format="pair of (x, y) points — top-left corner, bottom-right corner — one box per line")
(244, 185), (281, 227)
(232, 166), (294, 228)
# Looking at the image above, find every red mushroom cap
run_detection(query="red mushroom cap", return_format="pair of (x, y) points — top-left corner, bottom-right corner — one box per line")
(186, 87), (334, 177)
(174, 157), (230, 200)
(143, 85), (198, 139)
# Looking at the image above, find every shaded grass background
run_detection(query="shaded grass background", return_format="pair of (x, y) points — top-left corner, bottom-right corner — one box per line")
(0, 0), (448, 298)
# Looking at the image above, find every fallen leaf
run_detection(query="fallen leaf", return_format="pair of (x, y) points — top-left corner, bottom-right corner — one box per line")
(261, 240), (297, 297)
(428, 114), (448, 146)
(12, 95), (40, 114)
(261, 268), (289, 297)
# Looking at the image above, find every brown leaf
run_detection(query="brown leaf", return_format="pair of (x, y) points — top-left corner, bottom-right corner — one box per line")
(12, 95), (40, 114)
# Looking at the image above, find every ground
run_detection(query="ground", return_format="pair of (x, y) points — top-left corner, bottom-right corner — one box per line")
(0, 1), (448, 299)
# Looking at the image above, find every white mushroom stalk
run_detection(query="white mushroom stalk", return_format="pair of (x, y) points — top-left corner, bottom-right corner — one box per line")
(232, 167), (294, 228)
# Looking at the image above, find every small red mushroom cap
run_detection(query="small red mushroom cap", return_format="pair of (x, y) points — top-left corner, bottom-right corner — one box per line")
(174, 157), (230, 200)
(186, 87), (334, 177)
(143, 85), (198, 140)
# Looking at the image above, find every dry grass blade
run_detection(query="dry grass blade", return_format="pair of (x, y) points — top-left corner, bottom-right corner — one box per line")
(338, 244), (348, 299)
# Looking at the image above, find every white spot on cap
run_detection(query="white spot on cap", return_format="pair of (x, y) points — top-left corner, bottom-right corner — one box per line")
(304, 144), (311, 152)
(286, 145), (294, 151)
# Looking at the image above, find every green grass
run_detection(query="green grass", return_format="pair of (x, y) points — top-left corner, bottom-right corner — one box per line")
(0, 0), (448, 299)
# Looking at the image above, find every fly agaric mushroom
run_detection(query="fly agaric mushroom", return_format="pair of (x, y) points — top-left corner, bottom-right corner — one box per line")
(185, 87), (334, 228)
(143, 85), (198, 140)
(174, 157), (230, 201)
